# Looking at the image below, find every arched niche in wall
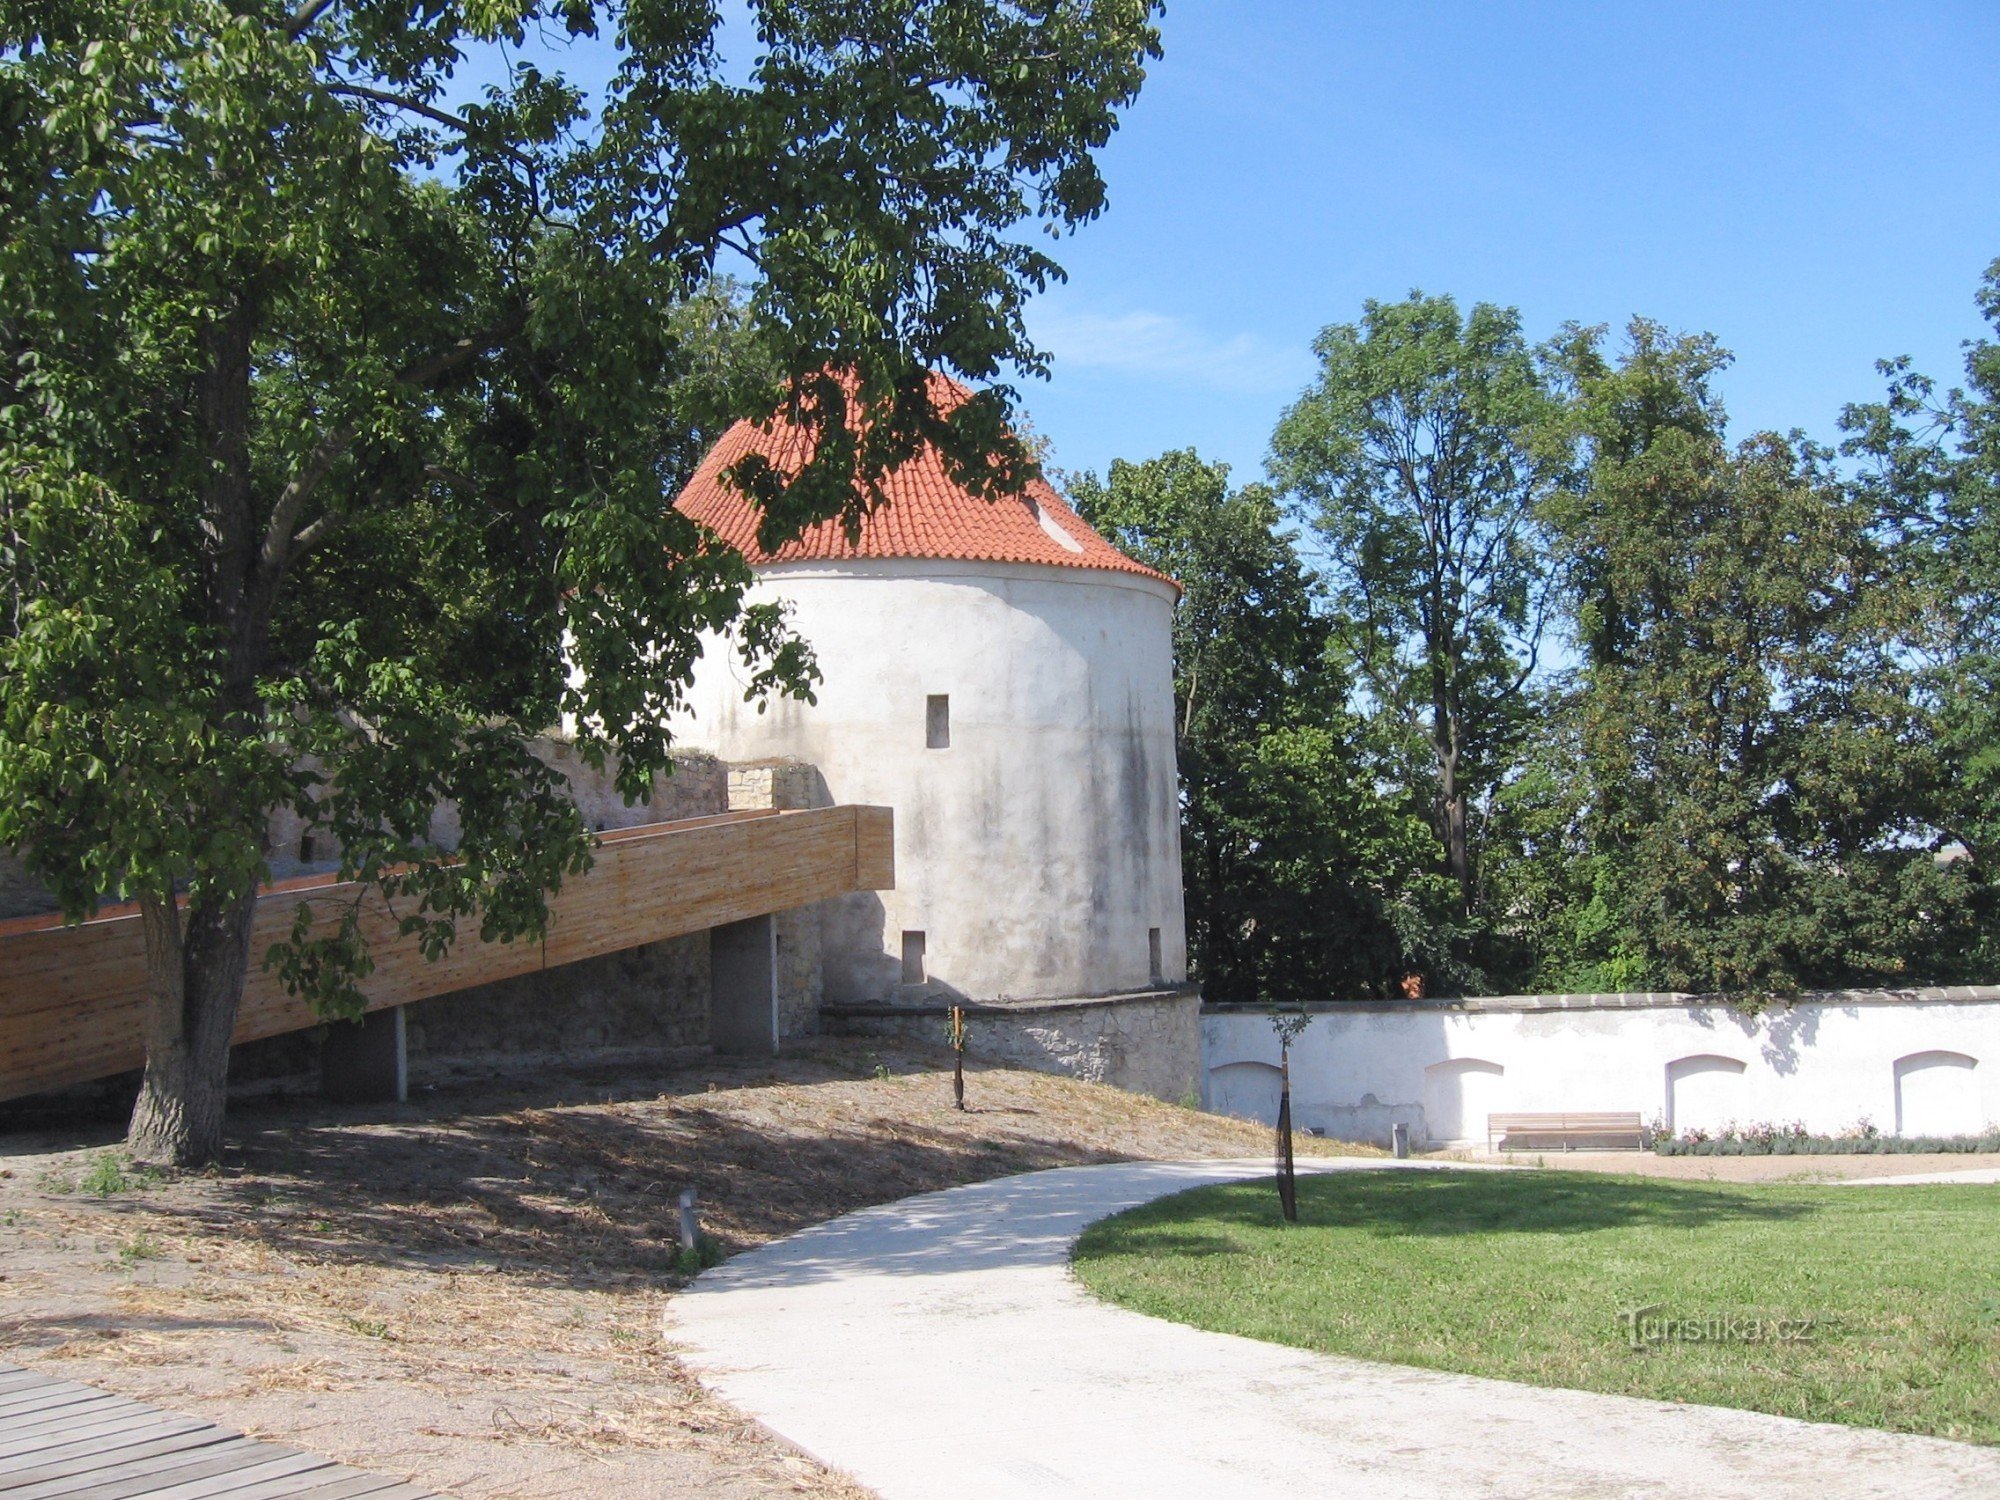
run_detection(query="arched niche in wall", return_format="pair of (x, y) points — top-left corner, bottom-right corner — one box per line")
(1207, 1060), (1283, 1127)
(1893, 1050), (1981, 1138)
(1421, 1058), (1505, 1146)
(1664, 1054), (1748, 1136)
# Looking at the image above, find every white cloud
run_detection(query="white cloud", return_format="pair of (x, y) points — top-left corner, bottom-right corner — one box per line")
(1025, 302), (1314, 396)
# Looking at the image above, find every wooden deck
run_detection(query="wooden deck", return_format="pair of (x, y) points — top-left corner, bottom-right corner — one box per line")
(0, 804), (894, 1102)
(0, 1362), (433, 1498)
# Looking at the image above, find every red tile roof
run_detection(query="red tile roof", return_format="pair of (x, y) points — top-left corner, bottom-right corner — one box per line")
(672, 375), (1177, 592)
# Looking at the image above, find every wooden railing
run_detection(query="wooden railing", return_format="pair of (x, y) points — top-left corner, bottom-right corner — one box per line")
(0, 804), (893, 1102)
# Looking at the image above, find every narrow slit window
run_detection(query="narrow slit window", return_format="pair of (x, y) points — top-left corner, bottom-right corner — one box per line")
(298, 833), (316, 864)
(925, 694), (950, 749)
(1148, 928), (1163, 983)
(901, 931), (927, 985)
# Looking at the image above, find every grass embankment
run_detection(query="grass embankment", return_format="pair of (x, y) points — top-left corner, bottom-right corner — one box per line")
(1073, 1168), (2000, 1444)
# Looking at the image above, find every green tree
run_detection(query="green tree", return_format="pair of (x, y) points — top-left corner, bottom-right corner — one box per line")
(0, 0), (1161, 1164)
(1270, 293), (1564, 949)
(1071, 450), (1453, 1004)
(1542, 321), (1959, 994)
(1842, 259), (2000, 977)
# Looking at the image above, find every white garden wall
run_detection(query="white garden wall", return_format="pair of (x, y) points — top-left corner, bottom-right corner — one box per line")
(1202, 990), (2000, 1146)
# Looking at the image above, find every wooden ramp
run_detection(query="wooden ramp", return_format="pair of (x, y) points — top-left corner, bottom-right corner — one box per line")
(0, 1361), (434, 1498)
(0, 805), (894, 1103)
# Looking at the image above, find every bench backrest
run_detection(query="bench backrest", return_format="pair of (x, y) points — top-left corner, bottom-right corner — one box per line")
(1488, 1112), (1644, 1130)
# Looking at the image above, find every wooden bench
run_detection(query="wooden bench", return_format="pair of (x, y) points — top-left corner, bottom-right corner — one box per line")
(1487, 1112), (1648, 1152)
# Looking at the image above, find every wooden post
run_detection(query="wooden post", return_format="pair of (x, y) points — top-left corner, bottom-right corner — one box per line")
(949, 1004), (967, 1111)
(1276, 1043), (1298, 1222)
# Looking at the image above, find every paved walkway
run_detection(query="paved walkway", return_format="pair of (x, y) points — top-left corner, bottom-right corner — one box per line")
(0, 1362), (433, 1499)
(666, 1158), (2000, 1500)
(1838, 1165), (2000, 1185)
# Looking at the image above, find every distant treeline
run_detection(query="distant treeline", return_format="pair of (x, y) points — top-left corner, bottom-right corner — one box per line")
(1074, 265), (2000, 1003)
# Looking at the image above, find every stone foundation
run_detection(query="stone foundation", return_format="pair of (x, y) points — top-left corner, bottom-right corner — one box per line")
(209, 931), (715, 1100)
(403, 933), (712, 1061)
(823, 987), (1203, 1102)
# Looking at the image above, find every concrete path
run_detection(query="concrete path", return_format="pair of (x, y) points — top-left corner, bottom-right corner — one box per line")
(1838, 1165), (2000, 1185)
(666, 1158), (2000, 1500)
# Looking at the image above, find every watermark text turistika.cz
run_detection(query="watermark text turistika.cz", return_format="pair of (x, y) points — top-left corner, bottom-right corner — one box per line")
(1617, 1304), (1820, 1351)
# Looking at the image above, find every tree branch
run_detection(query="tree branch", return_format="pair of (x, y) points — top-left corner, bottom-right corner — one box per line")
(394, 309), (529, 390)
(282, 0), (339, 38)
(325, 83), (537, 170)
(257, 310), (527, 585)
(259, 422), (357, 581)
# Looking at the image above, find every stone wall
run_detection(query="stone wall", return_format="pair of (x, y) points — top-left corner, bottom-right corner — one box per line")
(237, 748), (730, 1085)
(263, 741), (728, 884)
(1204, 988), (2000, 1147)
(401, 933), (711, 1063)
(825, 987), (1203, 1102)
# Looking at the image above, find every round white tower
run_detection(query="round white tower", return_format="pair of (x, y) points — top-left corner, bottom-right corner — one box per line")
(671, 381), (1186, 1011)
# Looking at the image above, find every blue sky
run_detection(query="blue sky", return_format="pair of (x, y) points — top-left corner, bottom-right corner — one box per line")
(451, 3), (2000, 489)
(1019, 2), (2000, 488)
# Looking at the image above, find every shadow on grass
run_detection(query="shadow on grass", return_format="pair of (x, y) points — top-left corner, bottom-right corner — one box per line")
(1111, 1168), (1816, 1242)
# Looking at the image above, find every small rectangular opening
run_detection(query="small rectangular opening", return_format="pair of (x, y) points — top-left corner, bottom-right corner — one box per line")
(901, 930), (927, 985)
(1148, 927), (1163, 984)
(925, 694), (950, 749)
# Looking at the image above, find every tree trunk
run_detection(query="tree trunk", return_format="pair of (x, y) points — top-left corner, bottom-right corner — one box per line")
(127, 889), (258, 1167)
(1442, 784), (1472, 915)
(127, 297), (266, 1169)
(1436, 723), (1473, 918)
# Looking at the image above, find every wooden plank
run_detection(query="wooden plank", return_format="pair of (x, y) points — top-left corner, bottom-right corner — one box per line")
(124, 1449), (335, 1500)
(0, 1377), (108, 1408)
(0, 1369), (439, 1499)
(0, 805), (893, 1102)
(2, 1435), (268, 1499)
(0, 1411), (208, 1464)
(853, 805), (895, 892)
(0, 1387), (149, 1425)
(0, 1384), (95, 1416)
(0, 1402), (181, 1447)
(0, 1387), (128, 1422)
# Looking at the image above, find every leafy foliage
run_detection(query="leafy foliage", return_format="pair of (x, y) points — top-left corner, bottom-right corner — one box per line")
(1270, 293), (1564, 946)
(1072, 450), (1455, 1004)
(1841, 258), (2000, 980)
(1538, 321), (1967, 993)
(0, 0), (1161, 1160)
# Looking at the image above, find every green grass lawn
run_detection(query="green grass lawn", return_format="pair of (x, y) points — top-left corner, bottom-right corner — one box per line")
(1072, 1168), (2000, 1443)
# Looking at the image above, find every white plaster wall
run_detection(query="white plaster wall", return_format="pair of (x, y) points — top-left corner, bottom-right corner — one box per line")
(671, 558), (1187, 1005)
(1203, 996), (2000, 1145)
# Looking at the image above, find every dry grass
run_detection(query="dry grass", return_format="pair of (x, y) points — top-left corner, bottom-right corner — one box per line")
(0, 1040), (1350, 1497)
